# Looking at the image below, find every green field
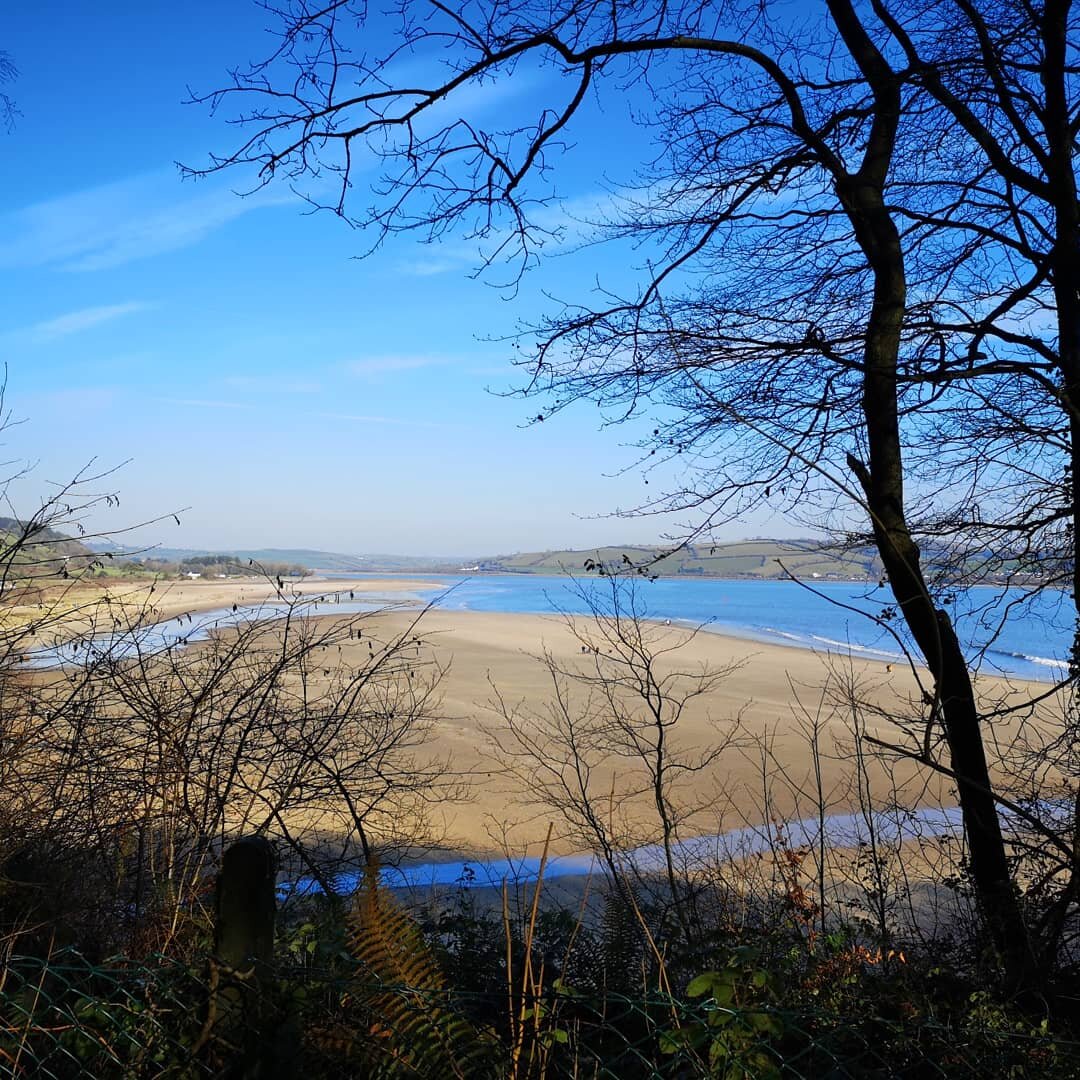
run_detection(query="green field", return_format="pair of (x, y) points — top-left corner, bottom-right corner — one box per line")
(483, 539), (881, 580)
(83, 538), (886, 581)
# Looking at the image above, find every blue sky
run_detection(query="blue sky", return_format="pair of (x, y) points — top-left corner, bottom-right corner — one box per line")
(0, 2), (790, 555)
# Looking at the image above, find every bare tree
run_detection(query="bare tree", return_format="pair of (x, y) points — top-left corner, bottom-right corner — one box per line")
(0, 50), (17, 132)
(190, 0), (1080, 986)
(0, 439), (188, 949)
(486, 576), (743, 943)
(4, 590), (459, 953)
(0, 440), (457, 952)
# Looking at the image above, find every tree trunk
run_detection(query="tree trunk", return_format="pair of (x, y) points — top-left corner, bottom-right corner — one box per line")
(841, 179), (1035, 985)
(1041, 0), (1080, 670)
(827, 0), (1035, 986)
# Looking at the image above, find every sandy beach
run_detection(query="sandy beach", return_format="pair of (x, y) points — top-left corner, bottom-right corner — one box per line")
(81, 575), (437, 621)
(6, 575), (436, 636)
(26, 577), (1062, 862)
(308, 604), (1062, 859)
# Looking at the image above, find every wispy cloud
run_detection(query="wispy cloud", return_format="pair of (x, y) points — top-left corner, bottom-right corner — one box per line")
(0, 302), (149, 347)
(155, 397), (256, 411)
(383, 58), (541, 135)
(465, 362), (516, 378)
(152, 398), (450, 428)
(30, 387), (120, 411)
(0, 171), (292, 272)
(396, 254), (477, 277)
(392, 188), (622, 277)
(530, 189), (623, 240)
(343, 355), (446, 378)
(21, 301), (149, 343)
(313, 410), (455, 429)
(223, 374), (323, 394)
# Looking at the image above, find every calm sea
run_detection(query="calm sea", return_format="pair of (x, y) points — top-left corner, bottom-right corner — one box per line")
(350, 573), (1074, 683)
(32, 573), (1073, 682)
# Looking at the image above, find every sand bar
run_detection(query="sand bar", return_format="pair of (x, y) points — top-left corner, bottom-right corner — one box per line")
(103, 575), (438, 621)
(19, 579), (1062, 861)
(11, 575), (437, 630)
(297, 606), (1063, 857)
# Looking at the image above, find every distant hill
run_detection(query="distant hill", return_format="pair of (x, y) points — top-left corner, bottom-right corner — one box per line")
(477, 540), (883, 580)
(36, 532), (1054, 585)
(126, 547), (369, 572)
(0, 516), (103, 576)
(41, 533), (1053, 585)
(125, 547), (470, 574)
(116, 540), (882, 579)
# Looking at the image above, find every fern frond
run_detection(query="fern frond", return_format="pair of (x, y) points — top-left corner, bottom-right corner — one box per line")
(341, 859), (499, 1079)
(601, 885), (645, 994)
(348, 862), (447, 993)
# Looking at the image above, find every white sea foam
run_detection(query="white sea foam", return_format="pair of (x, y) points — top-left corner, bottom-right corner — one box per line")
(1011, 652), (1066, 669)
(809, 634), (902, 660)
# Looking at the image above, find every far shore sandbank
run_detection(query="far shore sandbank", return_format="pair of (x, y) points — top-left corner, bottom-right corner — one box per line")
(31, 575), (438, 625)
(294, 606), (1060, 859)
(28, 578), (1061, 863)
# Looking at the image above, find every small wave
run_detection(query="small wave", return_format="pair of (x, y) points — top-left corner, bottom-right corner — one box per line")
(809, 634), (902, 660)
(762, 627), (806, 643)
(998, 649), (1067, 670)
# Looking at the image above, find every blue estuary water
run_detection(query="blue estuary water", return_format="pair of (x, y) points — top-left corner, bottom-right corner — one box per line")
(32, 573), (1074, 681)
(284, 805), (969, 895)
(375, 573), (1073, 683)
(29, 573), (1069, 892)
(27, 594), (396, 669)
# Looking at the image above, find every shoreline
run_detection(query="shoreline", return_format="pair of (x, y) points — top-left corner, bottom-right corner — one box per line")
(40, 575), (435, 624)
(298, 605), (1058, 856)
(325, 568), (1058, 590)
(105, 575), (1067, 683)
(33, 574), (1068, 685)
(22, 580), (1063, 858)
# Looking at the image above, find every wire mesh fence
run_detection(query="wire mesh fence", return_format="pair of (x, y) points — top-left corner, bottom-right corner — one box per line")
(1, 948), (1078, 1078)
(0, 951), (213, 1078)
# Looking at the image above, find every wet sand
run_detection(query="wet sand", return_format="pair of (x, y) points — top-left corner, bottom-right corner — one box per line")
(89, 575), (438, 620)
(22, 579), (1061, 864)
(312, 607), (1063, 859)
(8, 575), (436, 632)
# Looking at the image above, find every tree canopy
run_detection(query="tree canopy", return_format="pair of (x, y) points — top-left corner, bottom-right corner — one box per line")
(193, 0), (1080, 988)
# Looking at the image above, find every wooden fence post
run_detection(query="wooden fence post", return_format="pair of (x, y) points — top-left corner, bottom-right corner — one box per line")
(209, 835), (296, 1077)
(216, 835), (277, 972)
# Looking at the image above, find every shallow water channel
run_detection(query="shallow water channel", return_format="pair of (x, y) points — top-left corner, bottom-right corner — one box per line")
(25, 590), (429, 668)
(282, 805), (971, 896)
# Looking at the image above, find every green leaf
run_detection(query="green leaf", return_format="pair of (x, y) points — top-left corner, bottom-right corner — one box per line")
(661, 1024), (708, 1053)
(659, 1029), (690, 1054)
(687, 972), (720, 997)
(748, 1011), (783, 1036)
(748, 1050), (783, 1079)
